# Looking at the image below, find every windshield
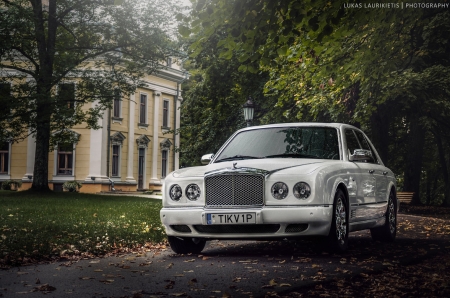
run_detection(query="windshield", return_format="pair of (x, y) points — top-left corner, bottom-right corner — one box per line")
(214, 127), (340, 162)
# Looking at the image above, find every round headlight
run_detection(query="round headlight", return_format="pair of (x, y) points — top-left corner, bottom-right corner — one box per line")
(271, 182), (289, 200)
(169, 184), (182, 201)
(293, 182), (311, 199)
(185, 184), (201, 201)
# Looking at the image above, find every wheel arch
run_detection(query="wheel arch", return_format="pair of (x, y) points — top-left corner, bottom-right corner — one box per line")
(336, 182), (350, 216)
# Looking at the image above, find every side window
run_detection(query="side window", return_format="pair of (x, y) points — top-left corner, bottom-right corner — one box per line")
(354, 130), (378, 163)
(345, 129), (377, 163)
(345, 129), (360, 156)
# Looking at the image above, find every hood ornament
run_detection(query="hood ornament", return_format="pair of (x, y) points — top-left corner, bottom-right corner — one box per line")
(232, 162), (238, 169)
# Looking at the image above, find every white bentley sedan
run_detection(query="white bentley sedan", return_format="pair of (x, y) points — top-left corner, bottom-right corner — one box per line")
(160, 123), (398, 253)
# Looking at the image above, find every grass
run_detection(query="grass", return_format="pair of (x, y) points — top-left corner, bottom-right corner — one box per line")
(0, 190), (165, 265)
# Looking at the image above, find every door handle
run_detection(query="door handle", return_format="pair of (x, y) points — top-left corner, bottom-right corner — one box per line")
(383, 171), (388, 175)
(368, 170), (374, 174)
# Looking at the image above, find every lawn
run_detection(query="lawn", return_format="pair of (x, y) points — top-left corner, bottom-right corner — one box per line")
(0, 191), (165, 265)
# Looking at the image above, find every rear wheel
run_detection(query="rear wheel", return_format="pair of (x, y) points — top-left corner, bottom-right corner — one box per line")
(326, 189), (349, 252)
(167, 236), (206, 254)
(371, 191), (397, 242)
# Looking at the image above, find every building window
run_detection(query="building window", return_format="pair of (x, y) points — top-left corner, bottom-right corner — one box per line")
(162, 150), (168, 178)
(163, 100), (169, 128)
(58, 83), (75, 110)
(112, 145), (120, 176)
(57, 143), (73, 175)
(139, 94), (147, 124)
(0, 142), (9, 174)
(167, 57), (172, 67)
(1, 83), (12, 118)
(113, 89), (121, 118)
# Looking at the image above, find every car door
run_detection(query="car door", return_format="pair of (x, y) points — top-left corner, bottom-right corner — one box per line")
(353, 130), (389, 205)
(345, 129), (380, 221)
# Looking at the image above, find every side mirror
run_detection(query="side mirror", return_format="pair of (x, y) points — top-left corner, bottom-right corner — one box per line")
(201, 153), (214, 165)
(349, 149), (373, 162)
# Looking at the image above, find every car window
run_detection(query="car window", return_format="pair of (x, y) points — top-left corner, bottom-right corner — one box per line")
(215, 127), (340, 161)
(354, 130), (378, 163)
(345, 129), (377, 163)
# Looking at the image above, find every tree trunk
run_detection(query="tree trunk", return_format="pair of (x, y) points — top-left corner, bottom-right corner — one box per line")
(369, 105), (390, 166)
(30, 0), (57, 192)
(403, 117), (425, 204)
(32, 89), (52, 192)
(435, 130), (450, 206)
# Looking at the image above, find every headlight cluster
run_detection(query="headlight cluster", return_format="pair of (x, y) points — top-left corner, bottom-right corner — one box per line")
(271, 182), (311, 200)
(168, 184), (201, 201)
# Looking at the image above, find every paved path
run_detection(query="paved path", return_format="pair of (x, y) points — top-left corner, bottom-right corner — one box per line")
(0, 214), (448, 297)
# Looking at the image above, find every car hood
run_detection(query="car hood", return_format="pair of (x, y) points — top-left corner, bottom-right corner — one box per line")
(172, 159), (333, 178)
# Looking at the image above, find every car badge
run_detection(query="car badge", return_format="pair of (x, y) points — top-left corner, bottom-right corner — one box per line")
(233, 162), (238, 169)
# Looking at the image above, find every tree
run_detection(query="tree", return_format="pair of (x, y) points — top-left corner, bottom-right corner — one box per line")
(0, 0), (180, 190)
(181, 0), (450, 204)
(177, 33), (276, 166)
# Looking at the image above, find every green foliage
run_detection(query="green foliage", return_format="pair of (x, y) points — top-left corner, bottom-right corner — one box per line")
(0, 0), (182, 190)
(62, 181), (83, 192)
(0, 180), (22, 190)
(183, 0), (450, 205)
(0, 191), (165, 264)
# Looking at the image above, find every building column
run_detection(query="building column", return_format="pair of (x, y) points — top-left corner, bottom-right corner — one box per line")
(85, 101), (108, 182)
(22, 132), (36, 181)
(150, 91), (161, 186)
(126, 93), (136, 183)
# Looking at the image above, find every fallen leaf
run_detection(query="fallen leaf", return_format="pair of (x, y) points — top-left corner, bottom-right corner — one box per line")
(32, 284), (56, 292)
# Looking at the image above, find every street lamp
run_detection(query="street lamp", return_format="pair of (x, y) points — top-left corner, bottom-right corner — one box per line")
(242, 96), (255, 127)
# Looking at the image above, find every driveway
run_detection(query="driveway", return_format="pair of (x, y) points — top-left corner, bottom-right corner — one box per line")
(0, 214), (449, 297)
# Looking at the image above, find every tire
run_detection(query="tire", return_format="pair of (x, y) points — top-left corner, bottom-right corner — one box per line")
(326, 189), (349, 253)
(370, 191), (397, 242)
(167, 236), (206, 254)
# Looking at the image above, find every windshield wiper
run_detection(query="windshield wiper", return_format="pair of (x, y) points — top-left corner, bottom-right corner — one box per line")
(215, 155), (263, 163)
(264, 153), (319, 159)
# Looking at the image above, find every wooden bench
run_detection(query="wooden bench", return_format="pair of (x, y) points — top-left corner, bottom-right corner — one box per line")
(397, 192), (414, 204)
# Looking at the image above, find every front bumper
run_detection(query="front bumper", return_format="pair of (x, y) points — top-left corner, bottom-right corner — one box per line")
(160, 205), (333, 239)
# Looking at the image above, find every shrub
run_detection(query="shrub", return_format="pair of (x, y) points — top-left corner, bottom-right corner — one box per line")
(62, 181), (83, 192)
(1, 180), (23, 190)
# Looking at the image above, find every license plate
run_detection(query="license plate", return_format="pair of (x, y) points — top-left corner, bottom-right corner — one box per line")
(206, 213), (256, 225)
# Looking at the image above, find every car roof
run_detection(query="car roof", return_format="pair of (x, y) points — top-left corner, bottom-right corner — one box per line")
(238, 123), (357, 131)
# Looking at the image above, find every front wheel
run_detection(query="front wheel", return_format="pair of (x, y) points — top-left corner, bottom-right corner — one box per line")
(370, 191), (397, 242)
(326, 189), (349, 253)
(167, 236), (206, 254)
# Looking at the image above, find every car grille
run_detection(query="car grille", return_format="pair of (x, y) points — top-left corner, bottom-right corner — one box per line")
(205, 174), (264, 207)
(193, 224), (280, 234)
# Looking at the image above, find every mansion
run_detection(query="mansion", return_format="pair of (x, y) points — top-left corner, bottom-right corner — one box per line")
(0, 61), (186, 193)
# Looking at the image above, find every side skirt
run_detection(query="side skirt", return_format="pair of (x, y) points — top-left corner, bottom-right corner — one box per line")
(349, 216), (385, 232)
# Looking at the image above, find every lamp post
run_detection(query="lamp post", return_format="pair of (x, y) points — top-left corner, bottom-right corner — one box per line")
(242, 96), (255, 127)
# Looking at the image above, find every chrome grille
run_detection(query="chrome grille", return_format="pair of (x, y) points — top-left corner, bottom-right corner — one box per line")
(205, 174), (264, 207)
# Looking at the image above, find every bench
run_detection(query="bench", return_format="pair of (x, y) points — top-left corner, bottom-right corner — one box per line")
(397, 192), (414, 204)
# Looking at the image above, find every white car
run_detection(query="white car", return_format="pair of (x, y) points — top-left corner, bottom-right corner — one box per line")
(160, 123), (398, 253)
